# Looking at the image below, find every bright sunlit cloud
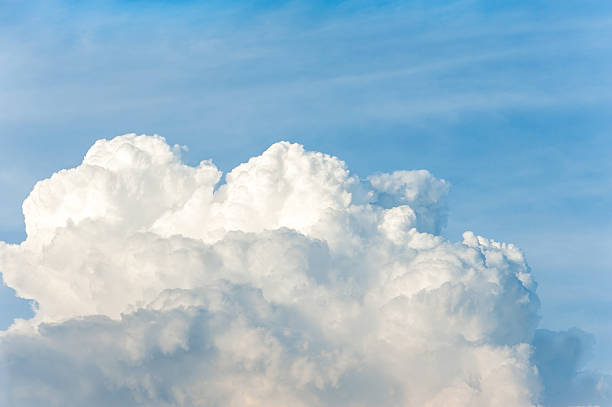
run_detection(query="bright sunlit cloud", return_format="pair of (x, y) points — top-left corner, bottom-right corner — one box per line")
(1, 134), (609, 406)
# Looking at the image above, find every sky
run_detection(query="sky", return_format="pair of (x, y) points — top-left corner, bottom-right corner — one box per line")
(0, 0), (611, 405)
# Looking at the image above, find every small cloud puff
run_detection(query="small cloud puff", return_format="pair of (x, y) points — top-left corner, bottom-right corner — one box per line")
(0, 134), (609, 406)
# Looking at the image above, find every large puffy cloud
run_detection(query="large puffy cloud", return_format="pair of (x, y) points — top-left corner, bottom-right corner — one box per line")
(0, 134), (609, 406)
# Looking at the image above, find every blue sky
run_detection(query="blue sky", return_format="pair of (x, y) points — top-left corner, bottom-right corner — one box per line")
(1, 0), (611, 375)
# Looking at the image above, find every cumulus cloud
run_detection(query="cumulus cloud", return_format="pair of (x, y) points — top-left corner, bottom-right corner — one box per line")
(0, 134), (609, 406)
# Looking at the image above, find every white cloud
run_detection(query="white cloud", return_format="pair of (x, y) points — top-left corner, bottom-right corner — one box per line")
(0, 134), (609, 406)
